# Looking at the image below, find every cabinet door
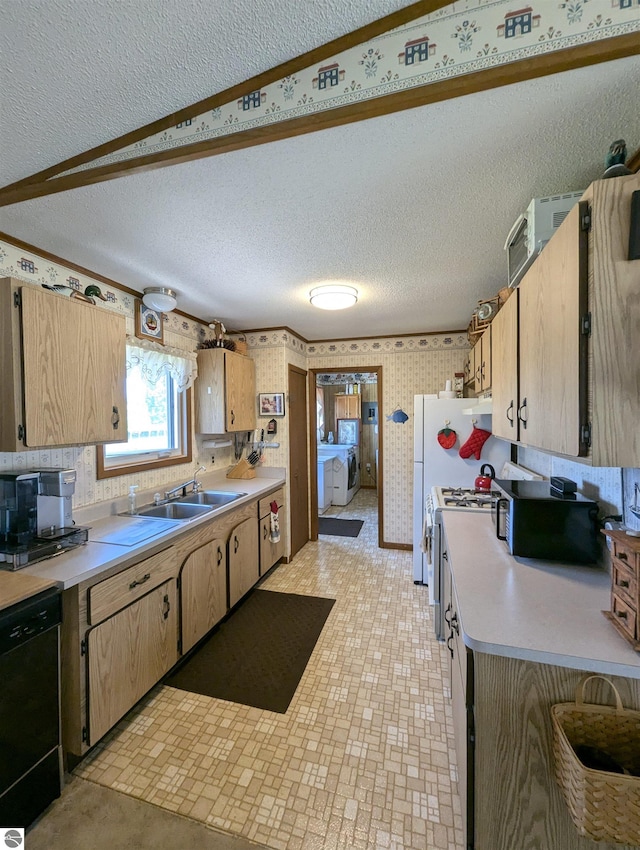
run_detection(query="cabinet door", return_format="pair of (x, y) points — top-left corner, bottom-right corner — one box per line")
(20, 285), (127, 447)
(228, 516), (259, 608)
(179, 539), (227, 655)
(87, 579), (177, 745)
(194, 350), (226, 434)
(225, 352), (256, 431)
(259, 504), (286, 575)
(491, 292), (519, 441)
(518, 201), (587, 456)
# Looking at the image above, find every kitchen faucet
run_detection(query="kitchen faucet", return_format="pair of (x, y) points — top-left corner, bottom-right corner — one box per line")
(165, 465), (206, 500)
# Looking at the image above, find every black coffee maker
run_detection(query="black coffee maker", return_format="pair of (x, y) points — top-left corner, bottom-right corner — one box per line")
(0, 472), (39, 548)
(0, 470), (89, 569)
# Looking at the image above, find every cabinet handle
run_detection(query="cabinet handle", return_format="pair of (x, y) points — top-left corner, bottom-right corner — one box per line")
(444, 603), (452, 627)
(230, 409), (235, 425)
(111, 405), (120, 429)
(234, 535), (239, 553)
(518, 397), (528, 429)
(481, 361), (486, 380)
(129, 572), (151, 589)
(446, 634), (454, 658)
(506, 401), (514, 426)
(163, 594), (171, 620)
(475, 365), (482, 382)
(217, 547), (222, 567)
(263, 525), (268, 540)
(451, 611), (459, 636)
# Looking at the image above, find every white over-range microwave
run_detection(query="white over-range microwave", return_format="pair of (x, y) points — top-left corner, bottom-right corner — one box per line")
(504, 190), (584, 288)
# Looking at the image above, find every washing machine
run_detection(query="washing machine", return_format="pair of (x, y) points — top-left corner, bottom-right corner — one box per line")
(317, 443), (359, 506)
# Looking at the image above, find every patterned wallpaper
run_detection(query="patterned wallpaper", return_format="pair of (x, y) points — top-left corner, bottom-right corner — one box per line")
(2, 235), (639, 547)
(58, 0), (640, 176)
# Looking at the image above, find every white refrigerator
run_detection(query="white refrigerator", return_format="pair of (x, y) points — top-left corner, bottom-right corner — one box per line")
(412, 396), (511, 589)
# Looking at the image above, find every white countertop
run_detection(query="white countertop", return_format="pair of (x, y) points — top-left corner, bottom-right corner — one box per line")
(12, 469), (285, 590)
(442, 511), (640, 680)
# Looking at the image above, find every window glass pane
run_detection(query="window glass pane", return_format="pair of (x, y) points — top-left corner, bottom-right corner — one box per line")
(105, 365), (178, 458)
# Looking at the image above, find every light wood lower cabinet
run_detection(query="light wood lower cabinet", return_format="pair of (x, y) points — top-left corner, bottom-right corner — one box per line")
(258, 487), (286, 576)
(61, 487), (284, 757)
(86, 579), (178, 745)
(179, 538), (227, 655)
(228, 515), (259, 608)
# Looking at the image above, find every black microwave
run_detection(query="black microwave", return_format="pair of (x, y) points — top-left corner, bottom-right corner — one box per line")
(491, 480), (599, 563)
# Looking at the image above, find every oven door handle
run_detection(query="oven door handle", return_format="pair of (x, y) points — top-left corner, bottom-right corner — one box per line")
(496, 498), (508, 541)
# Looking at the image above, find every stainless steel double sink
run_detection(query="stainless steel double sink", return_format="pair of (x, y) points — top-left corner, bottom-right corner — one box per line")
(133, 491), (247, 521)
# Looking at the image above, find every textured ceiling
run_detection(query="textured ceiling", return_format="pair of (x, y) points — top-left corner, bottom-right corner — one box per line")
(1, 2), (639, 340)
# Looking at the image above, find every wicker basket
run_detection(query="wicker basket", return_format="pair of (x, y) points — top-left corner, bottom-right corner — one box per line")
(551, 674), (640, 845)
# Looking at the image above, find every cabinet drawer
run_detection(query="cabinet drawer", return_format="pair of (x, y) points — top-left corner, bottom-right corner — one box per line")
(258, 488), (285, 520)
(611, 558), (638, 607)
(88, 547), (177, 624)
(611, 592), (637, 642)
(612, 539), (639, 572)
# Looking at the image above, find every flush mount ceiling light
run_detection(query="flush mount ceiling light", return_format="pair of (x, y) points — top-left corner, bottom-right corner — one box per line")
(309, 284), (358, 310)
(142, 287), (177, 312)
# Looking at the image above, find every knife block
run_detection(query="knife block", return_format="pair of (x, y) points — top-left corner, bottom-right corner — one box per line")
(226, 458), (256, 479)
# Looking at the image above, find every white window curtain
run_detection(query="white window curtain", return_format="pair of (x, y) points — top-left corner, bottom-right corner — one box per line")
(125, 337), (198, 391)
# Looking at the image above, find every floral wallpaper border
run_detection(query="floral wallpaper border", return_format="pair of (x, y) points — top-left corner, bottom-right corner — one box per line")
(239, 328), (468, 356)
(0, 237), (209, 344)
(58, 0), (640, 176)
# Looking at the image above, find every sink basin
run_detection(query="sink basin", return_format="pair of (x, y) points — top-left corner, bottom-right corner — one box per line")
(136, 502), (214, 520)
(177, 490), (246, 506)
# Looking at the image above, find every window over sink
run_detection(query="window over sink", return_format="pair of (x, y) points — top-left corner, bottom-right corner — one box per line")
(96, 341), (195, 479)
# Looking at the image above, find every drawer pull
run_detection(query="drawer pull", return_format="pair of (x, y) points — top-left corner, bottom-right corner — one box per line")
(163, 594), (170, 620)
(446, 634), (454, 659)
(234, 535), (239, 554)
(129, 572), (151, 589)
(217, 547), (222, 567)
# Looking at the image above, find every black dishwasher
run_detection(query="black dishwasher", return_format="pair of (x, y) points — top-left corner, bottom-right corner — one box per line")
(0, 587), (62, 827)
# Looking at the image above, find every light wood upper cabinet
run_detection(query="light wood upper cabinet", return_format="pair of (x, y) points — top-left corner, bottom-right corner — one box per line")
(490, 291), (519, 442)
(518, 200), (586, 457)
(228, 515), (259, 608)
(335, 394), (361, 420)
(0, 277), (127, 450)
(195, 348), (256, 433)
(179, 538), (227, 655)
(491, 174), (640, 466)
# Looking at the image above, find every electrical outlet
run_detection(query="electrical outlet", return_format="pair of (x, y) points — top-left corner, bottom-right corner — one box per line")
(211, 455), (215, 465)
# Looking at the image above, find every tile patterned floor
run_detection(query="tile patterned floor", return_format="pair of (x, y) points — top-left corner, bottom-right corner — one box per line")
(75, 489), (463, 850)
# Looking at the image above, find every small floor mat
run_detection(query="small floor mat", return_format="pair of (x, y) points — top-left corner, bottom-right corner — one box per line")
(318, 517), (364, 537)
(165, 589), (336, 713)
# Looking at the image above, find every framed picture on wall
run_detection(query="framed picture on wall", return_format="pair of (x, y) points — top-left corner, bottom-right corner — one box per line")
(338, 418), (360, 445)
(259, 393), (285, 417)
(134, 298), (164, 344)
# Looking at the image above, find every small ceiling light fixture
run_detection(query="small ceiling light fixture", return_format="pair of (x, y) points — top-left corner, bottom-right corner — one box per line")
(309, 284), (358, 310)
(142, 287), (178, 312)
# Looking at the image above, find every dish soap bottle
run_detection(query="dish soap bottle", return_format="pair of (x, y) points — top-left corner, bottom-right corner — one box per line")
(128, 484), (139, 515)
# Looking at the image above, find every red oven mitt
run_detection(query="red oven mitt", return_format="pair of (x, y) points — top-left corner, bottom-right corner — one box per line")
(459, 425), (492, 460)
(437, 427), (457, 449)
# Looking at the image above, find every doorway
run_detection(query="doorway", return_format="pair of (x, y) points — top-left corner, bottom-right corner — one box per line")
(309, 366), (383, 547)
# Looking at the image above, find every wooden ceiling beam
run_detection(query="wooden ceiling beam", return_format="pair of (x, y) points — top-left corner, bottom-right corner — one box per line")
(1, 33), (637, 209)
(0, 0), (450, 195)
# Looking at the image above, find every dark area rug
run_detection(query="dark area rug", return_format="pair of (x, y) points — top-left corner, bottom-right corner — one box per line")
(318, 517), (364, 537)
(165, 589), (336, 713)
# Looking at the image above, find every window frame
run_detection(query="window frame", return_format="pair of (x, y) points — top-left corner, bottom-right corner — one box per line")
(96, 388), (192, 479)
